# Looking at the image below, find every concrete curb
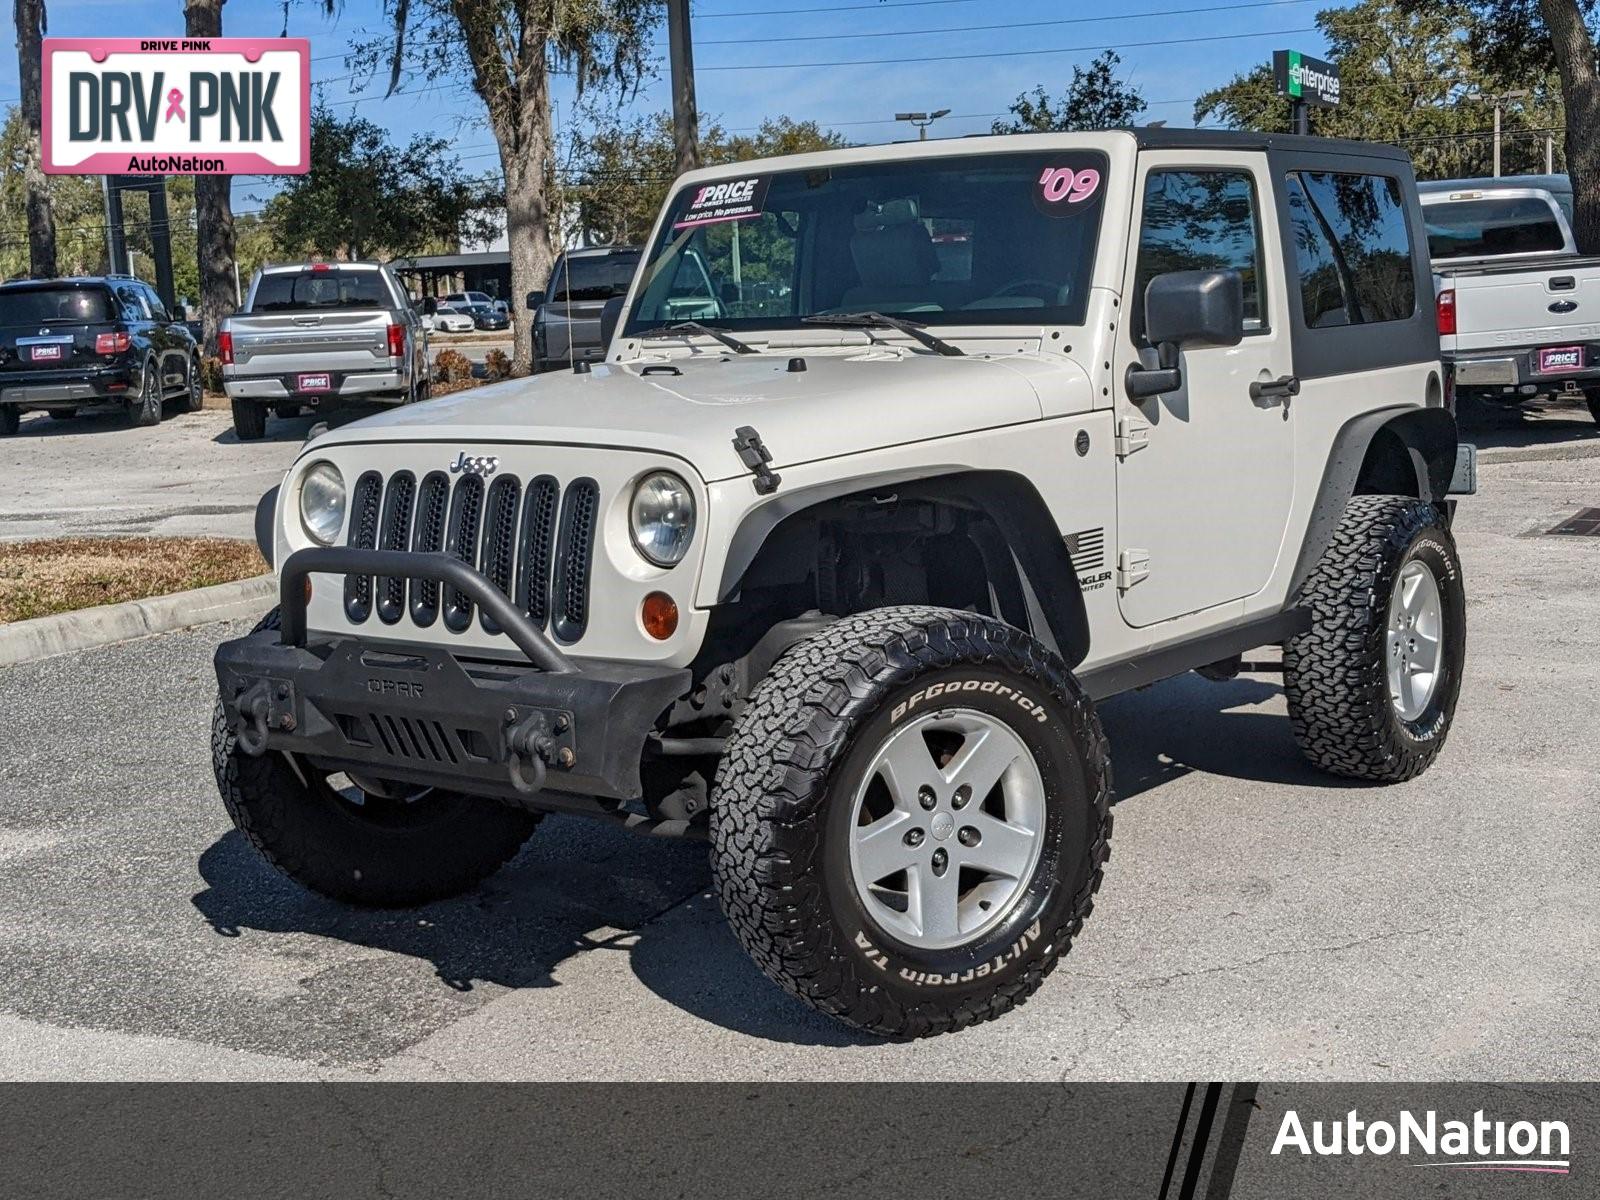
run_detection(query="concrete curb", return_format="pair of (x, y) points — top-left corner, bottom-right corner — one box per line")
(0, 574), (275, 668)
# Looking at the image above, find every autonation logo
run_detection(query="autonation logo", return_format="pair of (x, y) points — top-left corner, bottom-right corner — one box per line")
(1273, 1108), (1571, 1175)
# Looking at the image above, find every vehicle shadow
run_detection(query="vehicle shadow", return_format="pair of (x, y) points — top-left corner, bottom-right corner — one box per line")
(188, 674), (1370, 1051)
(209, 406), (375, 446)
(191, 816), (712, 993)
(6, 405), (134, 438)
(1456, 395), (1598, 451)
(1098, 671), (1370, 803)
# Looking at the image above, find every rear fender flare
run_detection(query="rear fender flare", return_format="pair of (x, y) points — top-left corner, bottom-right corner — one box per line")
(1290, 404), (1458, 597)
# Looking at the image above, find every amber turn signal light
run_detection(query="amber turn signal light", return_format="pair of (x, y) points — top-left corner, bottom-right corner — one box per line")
(641, 591), (678, 640)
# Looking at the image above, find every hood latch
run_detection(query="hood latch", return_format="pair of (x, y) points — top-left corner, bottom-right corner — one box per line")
(732, 425), (782, 495)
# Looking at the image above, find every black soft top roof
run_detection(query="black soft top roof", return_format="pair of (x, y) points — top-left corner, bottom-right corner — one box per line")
(1124, 126), (1412, 163)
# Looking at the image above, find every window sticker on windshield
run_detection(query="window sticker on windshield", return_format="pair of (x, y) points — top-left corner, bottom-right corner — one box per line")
(674, 176), (772, 230)
(1034, 165), (1103, 216)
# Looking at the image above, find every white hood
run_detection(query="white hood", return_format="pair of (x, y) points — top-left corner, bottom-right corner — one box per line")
(309, 351), (1088, 481)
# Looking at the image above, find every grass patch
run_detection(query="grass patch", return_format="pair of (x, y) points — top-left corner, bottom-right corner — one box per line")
(0, 537), (266, 624)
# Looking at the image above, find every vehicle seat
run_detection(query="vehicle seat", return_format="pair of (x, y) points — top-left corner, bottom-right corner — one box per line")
(839, 206), (943, 312)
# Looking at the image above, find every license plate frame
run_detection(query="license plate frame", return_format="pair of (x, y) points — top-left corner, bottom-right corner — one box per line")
(1536, 345), (1585, 374)
(29, 344), (63, 362)
(296, 373), (333, 394)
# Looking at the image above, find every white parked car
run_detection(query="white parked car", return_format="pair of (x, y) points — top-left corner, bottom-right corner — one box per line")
(428, 303), (475, 333)
(216, 130), (1473, 1039)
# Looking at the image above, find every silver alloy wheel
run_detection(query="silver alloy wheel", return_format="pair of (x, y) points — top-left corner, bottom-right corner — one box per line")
(848, 707), (1045, 951)
(1386, 559), (1444, 721)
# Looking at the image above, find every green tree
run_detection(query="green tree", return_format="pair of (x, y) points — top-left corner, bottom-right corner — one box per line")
(342, 0), (660, 374)
(992, 51), (1147, 134)
(265, 106), (499, 261)
(1426, 0), (1600, 249)
(1197, 1), (1564, 181)
(561, 111), (845, 246)
(0, 106), (102, 279)
(14, 0), (55, 276)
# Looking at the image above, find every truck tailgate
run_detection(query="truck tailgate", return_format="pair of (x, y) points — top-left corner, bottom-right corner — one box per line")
(227, 310), (394, 375)
(1446, 257), (1600, 352)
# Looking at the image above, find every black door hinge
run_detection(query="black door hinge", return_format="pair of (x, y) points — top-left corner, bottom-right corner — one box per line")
(732, 425), (782, 495)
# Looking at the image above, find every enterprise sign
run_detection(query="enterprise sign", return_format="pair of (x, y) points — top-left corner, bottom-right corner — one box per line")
(1273, 49), (1341, 108)
(42, 37), (309, 175)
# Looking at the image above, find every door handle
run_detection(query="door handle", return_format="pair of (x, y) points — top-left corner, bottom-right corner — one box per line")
(1249, 374), (1300, 403)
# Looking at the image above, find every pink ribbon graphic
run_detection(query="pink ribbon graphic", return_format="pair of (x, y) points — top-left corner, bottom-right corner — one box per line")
(164, 88), (185, 123)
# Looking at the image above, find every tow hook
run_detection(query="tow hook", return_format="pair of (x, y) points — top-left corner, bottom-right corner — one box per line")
(503, 709), (576, 795)
(234, 681), (275, 757)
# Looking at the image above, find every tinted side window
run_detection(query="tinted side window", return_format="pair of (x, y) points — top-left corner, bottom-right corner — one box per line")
(115, 285), (149, 320)
(1287, 172), (1416, 327)
(139, 283), (169, 321)
(1133, 170), (1264, 340)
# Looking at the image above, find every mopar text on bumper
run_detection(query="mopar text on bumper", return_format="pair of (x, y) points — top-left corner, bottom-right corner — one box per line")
(215, 548), (688, 805)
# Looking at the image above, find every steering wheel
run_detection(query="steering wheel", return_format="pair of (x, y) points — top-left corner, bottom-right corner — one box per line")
(991, 279), (1064, 303)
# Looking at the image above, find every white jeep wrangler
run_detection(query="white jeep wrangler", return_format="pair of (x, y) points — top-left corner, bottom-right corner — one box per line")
(214, 130), (1473, 1038)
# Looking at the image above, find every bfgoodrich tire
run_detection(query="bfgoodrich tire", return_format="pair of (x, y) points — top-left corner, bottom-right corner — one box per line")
(711, 606), (1112, 1039)
(1285, 494), (1466, 782)
(212, 609), (543, 906)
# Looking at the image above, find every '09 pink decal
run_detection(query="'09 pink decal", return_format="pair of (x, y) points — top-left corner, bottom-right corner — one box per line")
(1038, 166), (1101, 204)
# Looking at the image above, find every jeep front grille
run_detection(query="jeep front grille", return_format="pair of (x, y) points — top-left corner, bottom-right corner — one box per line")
(342, 472), (384, 622)
(344, 468), (600, 646)
(552, 478), (599, 641)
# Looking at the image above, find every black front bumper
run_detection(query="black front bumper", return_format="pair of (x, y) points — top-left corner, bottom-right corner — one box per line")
(215, 548), (689, 806)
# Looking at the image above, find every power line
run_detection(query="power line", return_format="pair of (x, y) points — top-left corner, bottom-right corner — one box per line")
(695, 25), (1318, 70)
(692, 0), (1319, 44)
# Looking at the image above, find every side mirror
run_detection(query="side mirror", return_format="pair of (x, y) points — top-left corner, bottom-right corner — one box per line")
(422, 296), (438, 316)
(599, 296), (625, 351)
(1126, 270), (1244, 400)
(526, 290), (545, 312)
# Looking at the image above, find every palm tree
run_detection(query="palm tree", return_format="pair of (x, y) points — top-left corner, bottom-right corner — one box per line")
(185, 0), (236, 351)
(354, 1), (658, 374)
(14, 0), (57, 277)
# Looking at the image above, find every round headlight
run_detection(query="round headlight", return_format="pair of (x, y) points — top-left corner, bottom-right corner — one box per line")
(630, 471), (696, 567)
(299, 461), (346, 546)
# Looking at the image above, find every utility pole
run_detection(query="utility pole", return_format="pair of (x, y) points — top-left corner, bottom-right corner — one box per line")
(666, 0), (701, 176)
(895, 109), (951, 141)
(1483, 89), (1529, 177)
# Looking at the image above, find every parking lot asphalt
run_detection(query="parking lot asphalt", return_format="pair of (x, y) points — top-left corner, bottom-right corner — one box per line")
(0, 406), (1597, 1081)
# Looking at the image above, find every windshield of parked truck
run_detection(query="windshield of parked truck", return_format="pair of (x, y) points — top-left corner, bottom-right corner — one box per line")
(0, 286), (112, 326)
(251, 269), (392, 311)
(624, 151), (1108, 335)
(1424, 196), (1566, 259)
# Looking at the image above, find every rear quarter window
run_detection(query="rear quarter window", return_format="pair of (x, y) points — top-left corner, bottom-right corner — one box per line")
(1286, 171), (1417, 328)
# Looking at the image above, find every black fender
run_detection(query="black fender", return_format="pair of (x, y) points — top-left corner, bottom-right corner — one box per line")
(255, 486), (279, 568)
(1289, 404), (1458, 597)
(715, 468), (1091, 668)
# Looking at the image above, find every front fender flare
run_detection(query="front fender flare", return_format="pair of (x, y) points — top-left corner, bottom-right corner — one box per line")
(713, 468), (1091, 668)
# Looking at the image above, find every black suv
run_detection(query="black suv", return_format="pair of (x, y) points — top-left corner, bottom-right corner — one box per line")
(0, 275), (202, 435)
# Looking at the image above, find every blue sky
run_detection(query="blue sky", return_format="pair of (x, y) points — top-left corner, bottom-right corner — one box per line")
(3, 0), (1347, 209)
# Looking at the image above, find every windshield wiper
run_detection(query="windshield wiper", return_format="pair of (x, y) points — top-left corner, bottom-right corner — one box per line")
(639, 321), (757, 355)
(800, 312), (964, 357)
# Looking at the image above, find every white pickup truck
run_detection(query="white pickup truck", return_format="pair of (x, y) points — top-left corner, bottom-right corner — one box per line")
(1424, 179), (1600, 424)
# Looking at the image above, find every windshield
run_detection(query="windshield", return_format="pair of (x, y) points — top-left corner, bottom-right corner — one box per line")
(625, 151), (1108, 336)
(0, 287), (111, 326)
(1424, 197), (1566, 259)
(550, 253), (640, 302)
(251, 269), (391, 311)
